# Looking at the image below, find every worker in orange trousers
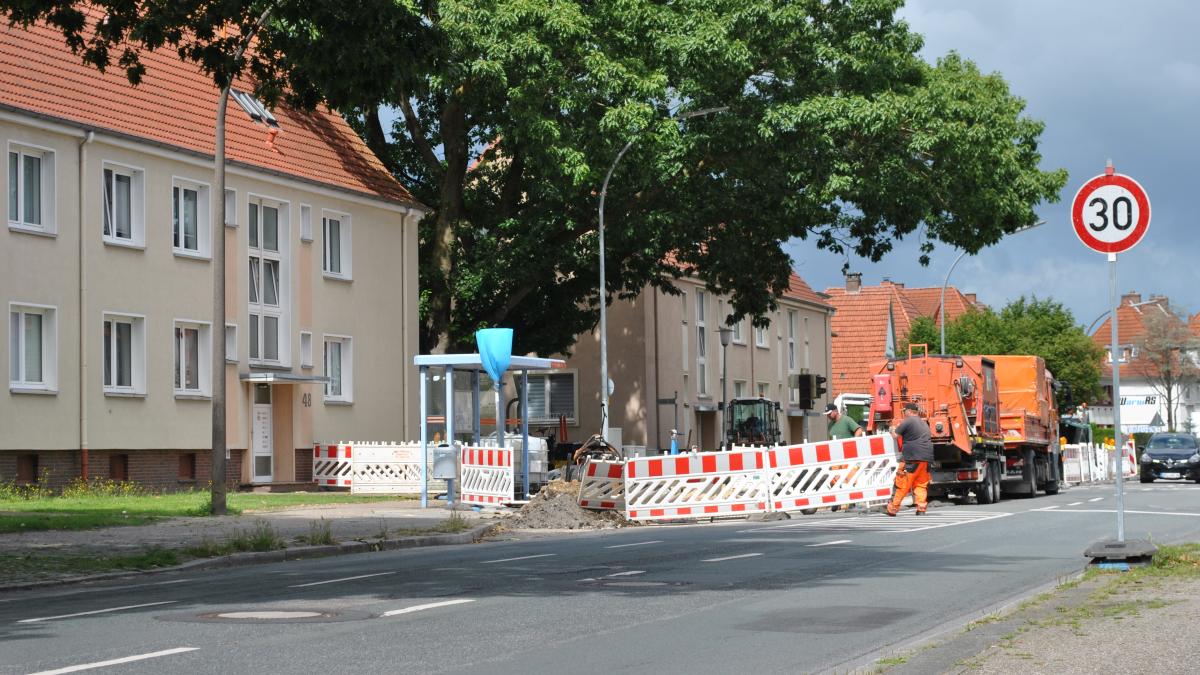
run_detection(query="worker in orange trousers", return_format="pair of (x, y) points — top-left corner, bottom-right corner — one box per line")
(888, 402), (934, 516)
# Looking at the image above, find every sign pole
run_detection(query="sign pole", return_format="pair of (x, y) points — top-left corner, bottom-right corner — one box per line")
(1108, 251), (1124, 542)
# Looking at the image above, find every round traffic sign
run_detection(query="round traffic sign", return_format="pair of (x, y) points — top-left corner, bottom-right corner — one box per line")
(1071, 171), (1150, 254)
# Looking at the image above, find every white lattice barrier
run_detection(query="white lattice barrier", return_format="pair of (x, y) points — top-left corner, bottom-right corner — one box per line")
(765, 434), (899, 513)
(460, 445), (514, 505)
(624, 448), (771, 521)
(578, 459), (626, 510)
(313, 443), (354, 487)
(1062, 444), (1084, 483)
(350, 442), (449, 495)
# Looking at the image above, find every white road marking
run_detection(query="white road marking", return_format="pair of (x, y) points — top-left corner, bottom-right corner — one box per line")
(481, 553), (557, 564)
(154, 579), (191, 586)
(289, 572), (395, 588)
(381, 599), (475, 617)
(747, 510), (1011, 534)
(27, 647), (199, 675)
(18, 601), (177, 624)
(1039, 505), (1060, 510)
(604, 540), (663, 549)
(606, 570), (646, 577)
(1069, 502), (1083, 506)
(1089, 497), (1104, 502)
(703, 553), (763, 562)
(808, 540), (852, 547)
(1031, 509), (1200, 517)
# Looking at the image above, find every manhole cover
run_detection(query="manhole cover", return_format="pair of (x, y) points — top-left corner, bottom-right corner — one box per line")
(217, 611), (324, 620)
(162, 608), (371, 624)
(602, 581), (671, 588)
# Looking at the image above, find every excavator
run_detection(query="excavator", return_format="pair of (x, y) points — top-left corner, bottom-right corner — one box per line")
(723, 397), (782, 448)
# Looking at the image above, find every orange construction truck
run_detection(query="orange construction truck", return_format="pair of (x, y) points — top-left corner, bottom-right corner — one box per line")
(865, 346), (1061, 504)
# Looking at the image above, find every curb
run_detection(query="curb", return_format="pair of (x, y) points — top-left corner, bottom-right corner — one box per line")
(0, 522), (499, 594)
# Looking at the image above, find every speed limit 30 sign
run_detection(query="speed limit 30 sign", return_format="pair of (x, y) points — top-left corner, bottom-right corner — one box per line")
(1071, 167), (1151, 254)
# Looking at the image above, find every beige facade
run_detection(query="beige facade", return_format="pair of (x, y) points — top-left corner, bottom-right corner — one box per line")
(2, 112), (422, 485)
(560, 277), (836, 452)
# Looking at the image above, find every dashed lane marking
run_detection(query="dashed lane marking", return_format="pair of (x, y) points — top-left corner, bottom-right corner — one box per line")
(604, 540), (664, 549)
(27, 648), (199, 675)
(1089, 497), (1104, 503)
(481, 554), (557, 564)
(807, 540), (852, 547)
(703, 553), (763, 563)
(1030, 508), (1200, 517)
(1069, 502), (1083, 506)
(289, 572), (396, 588)
(744, 510), (1013, 534)
(380, 599), (475, 617)
(18, 601), (177, 624)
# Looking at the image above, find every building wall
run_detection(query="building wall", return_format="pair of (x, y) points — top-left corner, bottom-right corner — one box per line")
(1, 115), (420, 485)
(562, 278), (835, 451)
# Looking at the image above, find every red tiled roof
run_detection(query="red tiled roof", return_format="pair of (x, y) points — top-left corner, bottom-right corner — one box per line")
(783, 272), (831, 309)
(0, 18), (422, 207)
(1090, 296), (1182, 379)
(823, 281), (920, 396)
(901, 286), (982, 323)
(1190, 313), (1200, 339)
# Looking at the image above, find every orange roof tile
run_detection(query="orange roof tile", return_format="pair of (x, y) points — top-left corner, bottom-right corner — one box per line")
(823, 281), (920, 396)
(1090, 295), (1185, 379)
(0, 18), (422, 207)
(783, 272), (831, 308)
(901, 286), (982, 323)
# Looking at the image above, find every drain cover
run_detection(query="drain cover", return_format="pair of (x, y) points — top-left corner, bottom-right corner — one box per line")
(601, 581), (671, 588)
(163, 608), (371, 624)
(217, 611), (324, 620)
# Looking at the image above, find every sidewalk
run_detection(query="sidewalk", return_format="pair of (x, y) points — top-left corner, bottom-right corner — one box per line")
(0, 499), (498, 589)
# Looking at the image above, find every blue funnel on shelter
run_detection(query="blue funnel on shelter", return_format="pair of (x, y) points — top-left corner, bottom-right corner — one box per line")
(476, 328), (513, 384)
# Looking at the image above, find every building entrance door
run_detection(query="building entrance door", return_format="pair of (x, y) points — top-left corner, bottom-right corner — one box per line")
(252, 383), (273, 482)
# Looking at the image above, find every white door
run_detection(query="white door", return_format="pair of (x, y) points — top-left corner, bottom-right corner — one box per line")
(252, 384), (273, 482)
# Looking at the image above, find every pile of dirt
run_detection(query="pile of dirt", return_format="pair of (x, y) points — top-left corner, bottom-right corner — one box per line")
(505, 480), (632, 530)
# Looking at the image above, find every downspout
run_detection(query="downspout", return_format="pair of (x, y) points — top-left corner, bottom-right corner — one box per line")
(78, 130), (95, 480)
(652, 287), (660, 449)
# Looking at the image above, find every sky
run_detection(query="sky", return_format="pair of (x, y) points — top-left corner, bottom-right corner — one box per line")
(784, 0), (1200, 329)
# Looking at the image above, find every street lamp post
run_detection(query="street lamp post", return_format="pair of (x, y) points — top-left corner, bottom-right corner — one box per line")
(939, 220), (1045, 354)
(718, 326), (733, 450)
(597, 106), (729, 440)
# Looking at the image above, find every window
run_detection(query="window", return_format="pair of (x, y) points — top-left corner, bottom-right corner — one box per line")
(696, 290), (707, 395)
(680, 291), (688, 372)
(224, 189), (237, 227)
(225, 323), (238, 363)
(102, 313), (146, 394)
(300, 331), (313, 368)
(734, 380), (747, 398)
(109, 454), (129, 481)
(732, 318), (744, 344)
(231, 89), (279, 127)
(757, 382), (769, 398)
(102, 163), (144, 246)
(322, 212), (351, 279)
(9, 303), (56, 391)
(16, 454), (38, 484)
(300, 204), (312, 242)
(248, 197), (288, 364)
(178, 453), (196, 480)
(787, 310), (797, 372)
(755, 323), (769, 348)
(7, 142), (55, 233)
(524, 372), (578, 423)
(323, 335), (353, 403)
(172, 178), (211, 257)
(803, 316), (811, 370)
(173, 321), (211, 396)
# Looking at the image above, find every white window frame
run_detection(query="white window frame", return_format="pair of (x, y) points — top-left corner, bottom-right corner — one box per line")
(173, 319), (212, 397)
(224, 189), (237, 227)
(787, 310), (797, 372)
(733, 380), (747, 398)
(323, 334), (353, 403)
(299, 204), (312, 242)
(300, 330), (313, 369)
(732, 318), (745, 345)
(680, 291), (689, 373)
(757, 382), (770, 399)
(9, 302), (57, 393)
(755, 323), (769, 348)
(247, 195), (290, 366)
(321, 210), (352, 280)
(101, 312), (146, 395)
(696, 290), (708, 396)
(101, 161), (145, 248)
(171, 176), (212, 259)
(524, 369), (579, 425)
(7, 141), (56, 235)
(225, 323), (238, 364)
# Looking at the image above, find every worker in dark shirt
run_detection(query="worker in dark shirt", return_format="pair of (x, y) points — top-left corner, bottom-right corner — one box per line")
(887, 402), (934, 516)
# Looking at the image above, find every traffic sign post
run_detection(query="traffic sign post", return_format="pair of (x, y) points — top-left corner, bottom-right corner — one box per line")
(1076, 161), (1157, 564)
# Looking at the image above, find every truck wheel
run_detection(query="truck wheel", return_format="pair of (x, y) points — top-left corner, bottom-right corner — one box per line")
(1043, 457), (1061, 495)
(991, 459), (1003, 503)
(976, 472), (995, 504)
(1024, 449), (1039, 498)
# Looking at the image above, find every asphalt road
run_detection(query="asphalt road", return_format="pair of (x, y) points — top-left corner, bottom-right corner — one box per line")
(3, 482), (1200, 675)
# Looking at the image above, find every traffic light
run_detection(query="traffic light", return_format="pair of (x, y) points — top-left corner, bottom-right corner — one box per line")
(791, 373), (815, 410)
(814, 374), (827, 399)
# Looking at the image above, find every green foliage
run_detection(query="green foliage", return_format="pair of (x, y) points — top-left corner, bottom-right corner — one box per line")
(905, 297), (1106, 404)
(0, 549), (181, 576)
(297, 518), (336, 546)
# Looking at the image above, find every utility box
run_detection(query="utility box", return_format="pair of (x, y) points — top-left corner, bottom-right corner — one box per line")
(432, 445), (458, 480)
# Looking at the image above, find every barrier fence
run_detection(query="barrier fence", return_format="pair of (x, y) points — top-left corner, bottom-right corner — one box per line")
(313, 444), (354, 487)
(460, 445), (515, 505)
(764, 435), (899, 513)
(624, 448), (772, 521)
(577, 459), (625, 510)
(313, 442), (447, 494)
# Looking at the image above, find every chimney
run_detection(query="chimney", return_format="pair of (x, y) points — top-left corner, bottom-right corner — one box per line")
(964, 293), (978, 304)
(845, 272), (862, 293)
(1121, 291), (1142, 306)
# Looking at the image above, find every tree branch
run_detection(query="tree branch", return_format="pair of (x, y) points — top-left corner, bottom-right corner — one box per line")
(362, 106), (400, 175)
(397, 86), (442, 175)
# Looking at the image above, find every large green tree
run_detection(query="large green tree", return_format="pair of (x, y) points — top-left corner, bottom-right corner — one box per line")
(5, 0), (1067, 358)
(905, 297), (1106, 405)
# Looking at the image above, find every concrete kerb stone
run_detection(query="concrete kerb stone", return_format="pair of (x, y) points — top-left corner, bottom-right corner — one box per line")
(0, 522), (500, 594)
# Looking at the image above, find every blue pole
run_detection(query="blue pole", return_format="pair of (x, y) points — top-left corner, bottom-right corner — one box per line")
(419, 366), (428, 508)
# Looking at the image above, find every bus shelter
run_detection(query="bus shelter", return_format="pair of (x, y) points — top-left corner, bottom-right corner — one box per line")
(413, 354), (566, 507)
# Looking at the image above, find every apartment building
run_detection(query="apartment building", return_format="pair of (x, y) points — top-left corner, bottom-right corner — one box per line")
(1, 23), (425, 488)
(559, 272), (836, 452)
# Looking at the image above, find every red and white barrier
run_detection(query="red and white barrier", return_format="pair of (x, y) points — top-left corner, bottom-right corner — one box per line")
(624, 448), (771, 521)
(313, 444), (354, 487)
(765, 435), (899, 512)
(578, 459), (625, 510)
(460, 445), (514, 505)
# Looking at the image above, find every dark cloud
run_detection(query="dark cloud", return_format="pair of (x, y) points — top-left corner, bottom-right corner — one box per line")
(787, 0), (1200, 324)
